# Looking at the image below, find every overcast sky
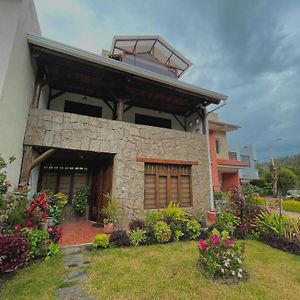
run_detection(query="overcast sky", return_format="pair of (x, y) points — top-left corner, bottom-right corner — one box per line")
(34, 0), (300, 161)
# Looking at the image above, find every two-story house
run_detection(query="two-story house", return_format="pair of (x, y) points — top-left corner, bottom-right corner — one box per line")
(208, 113), (248, 192)
(1, 0), (231, 225)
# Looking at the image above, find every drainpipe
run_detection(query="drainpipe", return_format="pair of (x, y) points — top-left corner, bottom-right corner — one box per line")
(205, 99), (227, 209)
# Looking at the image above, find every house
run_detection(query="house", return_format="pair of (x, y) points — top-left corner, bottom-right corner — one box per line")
(228, 144), (259, 183)
(208, 113), (248, 192)
(1, 0), (230, 225)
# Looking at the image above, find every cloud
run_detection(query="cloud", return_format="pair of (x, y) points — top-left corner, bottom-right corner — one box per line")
(34, 0), (300, 161)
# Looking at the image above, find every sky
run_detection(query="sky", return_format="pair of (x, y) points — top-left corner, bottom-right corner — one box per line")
(34, 0), (300, 162)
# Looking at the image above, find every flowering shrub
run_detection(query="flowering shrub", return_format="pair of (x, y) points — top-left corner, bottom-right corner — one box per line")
(47, 226), (62, 244)
(26, 193), (49, 226)
(73, 186), (89, 215)
(48, 193), (68, 225)
(198, 229), (246, 282)
(129, 219), (145, 231)
(0, 233), (30, 273)
(154, 221), (172, 243)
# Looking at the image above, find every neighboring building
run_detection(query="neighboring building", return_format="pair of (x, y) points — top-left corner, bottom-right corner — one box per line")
(0, 2), (230, 225)
(208, 113), (248, 192)
(228, 144), (259, 183)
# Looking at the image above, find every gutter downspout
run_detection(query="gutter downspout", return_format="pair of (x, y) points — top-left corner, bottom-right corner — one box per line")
(205, 99), (227, 209)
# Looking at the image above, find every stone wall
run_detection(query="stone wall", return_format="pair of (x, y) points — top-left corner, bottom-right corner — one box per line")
(24, 109), (212, 224)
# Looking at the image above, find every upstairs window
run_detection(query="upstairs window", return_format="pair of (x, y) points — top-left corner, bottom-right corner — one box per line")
(64, 101), (102, 118)
(135, 114), (171, 129)
(229, 151), (237, 160)
(241, 155), (251, 167)
(144, 163), (192, 209)
(215, 139), (220, 154)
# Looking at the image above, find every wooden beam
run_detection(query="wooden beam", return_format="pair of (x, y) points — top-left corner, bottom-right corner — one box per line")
(136, 157), (198, 165)
(31, 148), (57, 170)
(124, 104), (133, 113)
(31, 79), (42, 108)
(173, 114), (186, 130)
(49, 90), (66, 101)
(116, 99), (124, 121)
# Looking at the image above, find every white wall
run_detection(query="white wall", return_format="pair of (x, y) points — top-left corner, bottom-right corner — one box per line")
(0, 0), (41, 187)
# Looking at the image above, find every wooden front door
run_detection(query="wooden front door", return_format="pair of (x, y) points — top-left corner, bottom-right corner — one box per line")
(89, 163), (113, 222)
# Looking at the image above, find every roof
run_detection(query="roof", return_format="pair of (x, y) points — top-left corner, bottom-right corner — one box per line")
(27, 34), (227, 105)
(208, 120), (240, 132)
(217, 159), (248, 168)
(111, 35), (192, 77)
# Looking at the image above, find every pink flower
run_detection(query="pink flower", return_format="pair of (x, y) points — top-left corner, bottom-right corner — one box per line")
(199, 239), (208, 251)
(14, 225), (21, 231)
(42, 212), (47, 220)
(229, 240), (234, 246)
(213, 234), (220, 246)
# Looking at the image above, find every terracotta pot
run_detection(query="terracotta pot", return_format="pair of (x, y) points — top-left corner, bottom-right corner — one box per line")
(207, 209), (218, 226)
(104, 223), (114, 234)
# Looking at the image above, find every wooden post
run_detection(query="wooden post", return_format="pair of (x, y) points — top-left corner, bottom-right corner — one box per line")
(116, 99), (124, 121)
(32, 79), (42, 108)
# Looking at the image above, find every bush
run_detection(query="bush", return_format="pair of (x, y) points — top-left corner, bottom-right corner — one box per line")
(46, 242), (59, 260)
(48, 193), (68, 225)
(248, 196), (266, 206)
(109, 230), (130, 247)
(278, 168), (297, 195)
(160, 202), (186, 221)
(216, 211), (240, 235)
(283, 200), (300, 213)
(129, 219), (145, 231)
(198, 229), (246, 281)
(242, 183), (263, 199)
(185, 219), (201, 240)
(5, 193), (28, 228)
(93, 234), (109, 249)
(22, 228), (50, 258)
(153, 221), (171, 243)
(145, 211), (163, 225)
(47, 226), (62, 244)
(129, 229), (147, 246)
(0, 233), (30, 273)
(73, 186), (89, 215)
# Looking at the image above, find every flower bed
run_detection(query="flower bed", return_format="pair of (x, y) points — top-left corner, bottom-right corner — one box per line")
(198, 229), (248, 284)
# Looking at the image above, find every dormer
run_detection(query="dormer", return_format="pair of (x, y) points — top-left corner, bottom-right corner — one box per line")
(104, 35), (192, 79)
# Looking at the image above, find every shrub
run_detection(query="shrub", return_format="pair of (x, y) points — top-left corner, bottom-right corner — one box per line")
(0, 233), (30, 273)
(145, 211), (163, 225)
(73, 186), (89, 215)
(160, 202), (186, 221)
(248, 196), (266, 206)
(27, 193), (49, 226)
(242, 183), (263, 199)
(153, 221), (171, 243)
(283, 200), (300, 213)
(47, 226), (62, 244)
(174, 230), (184, 241)
(129, 219), (145, 231)
(22, 228), (50, 258)
(185, 219), (201, 240)
(109, 230), (130, 247)
(46, 242), (59, 260)
(129, 228), (147, 246)
(48, 193), (68, 225)
(198, 229), (246, 281)
(101, 194), (119, 224)
(216, 211), (240, 235)
(5, 193), (28, 228)
(93, 234), (109, 249)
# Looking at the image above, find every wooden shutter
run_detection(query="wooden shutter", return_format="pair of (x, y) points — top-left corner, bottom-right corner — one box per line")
(144, 174), (156, 209)
(181, 175), (191, 207)
(159, 176), (168, 208)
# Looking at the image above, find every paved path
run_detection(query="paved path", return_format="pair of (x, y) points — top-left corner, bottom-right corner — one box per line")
(56, 247), (95, 300)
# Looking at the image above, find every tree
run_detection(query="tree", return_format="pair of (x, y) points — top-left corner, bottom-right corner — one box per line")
(278, 168), (297, 195)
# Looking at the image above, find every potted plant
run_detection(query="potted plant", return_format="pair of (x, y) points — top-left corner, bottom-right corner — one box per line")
(48, 192), (68, 226)
(73, 186), (89, 215)
(101, 193), (119, 233)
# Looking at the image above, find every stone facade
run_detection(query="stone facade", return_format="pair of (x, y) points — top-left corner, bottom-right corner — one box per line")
(24, 108), (211, 224)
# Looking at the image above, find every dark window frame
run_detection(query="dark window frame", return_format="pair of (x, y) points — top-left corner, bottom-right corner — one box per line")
(135, 113), (172, 129)
(215, 138), (220, 154)
(64, 100), (102, 118)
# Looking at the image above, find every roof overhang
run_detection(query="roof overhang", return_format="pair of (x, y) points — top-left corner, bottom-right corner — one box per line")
(111, 35), (192, 77)
(27, 34), (227, 116)
(209, 120), (240, 132)
(217, 159), (248, 169)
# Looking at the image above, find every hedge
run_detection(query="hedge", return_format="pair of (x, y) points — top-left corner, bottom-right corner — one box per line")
(283, 200), (300, 213)
(248, 196), (266, 206)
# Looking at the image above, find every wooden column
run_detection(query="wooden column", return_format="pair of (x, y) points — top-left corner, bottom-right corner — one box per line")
(116, 99), (124, 121)
(31, 72), (42, 108)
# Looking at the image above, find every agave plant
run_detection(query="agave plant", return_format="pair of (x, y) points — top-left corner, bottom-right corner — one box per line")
(255, 212), (287, 236)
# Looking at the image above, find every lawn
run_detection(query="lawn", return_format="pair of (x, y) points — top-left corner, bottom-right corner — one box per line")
(0, 253), (66, 300)
(85, 240), (300, 300)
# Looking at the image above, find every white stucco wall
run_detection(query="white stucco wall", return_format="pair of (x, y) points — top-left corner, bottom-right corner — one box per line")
(0, 0), (41, 187)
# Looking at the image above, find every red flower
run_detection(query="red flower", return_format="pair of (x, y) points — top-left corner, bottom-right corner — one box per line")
(42, 212), (47, 220)
(213, 234), (220, 246)
(25, 219), (32, 227)
(199, 239), (208, 251)
(14, 225), (21, 231)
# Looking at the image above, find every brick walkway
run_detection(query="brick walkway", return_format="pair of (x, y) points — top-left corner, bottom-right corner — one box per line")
(59, 221), (104, 247)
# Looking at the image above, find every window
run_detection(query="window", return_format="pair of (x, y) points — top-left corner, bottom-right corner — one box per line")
(64, 101), (102, 118)
(39, 163), (90, 203)
(144, 163), (192, 209)
(135, 114), (171, 129)
(241, 155), (251, 167)
(215, 139), (220, 154)
(229, 151), (237, 160)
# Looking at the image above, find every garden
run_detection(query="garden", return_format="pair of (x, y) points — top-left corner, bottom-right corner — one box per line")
(1, 154), (300, 299)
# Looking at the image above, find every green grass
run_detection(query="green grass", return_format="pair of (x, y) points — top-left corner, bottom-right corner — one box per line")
(283, 200), (300, 213)
(0, 253), (66, 300)
(85, 240), (300, 300)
